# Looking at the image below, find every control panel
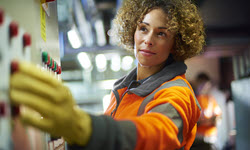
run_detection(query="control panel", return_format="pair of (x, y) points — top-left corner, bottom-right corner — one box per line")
(0, 0), (64, 150)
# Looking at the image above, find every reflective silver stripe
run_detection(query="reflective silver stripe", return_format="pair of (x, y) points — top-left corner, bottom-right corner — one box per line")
(118, 121), (137, 150)
(149, 103), (184, 143)
(137, 79), (201, 116)
(136, 79), (201, 145)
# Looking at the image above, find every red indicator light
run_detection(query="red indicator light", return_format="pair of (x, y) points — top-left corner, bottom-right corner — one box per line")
(23, 33), (31, 47)
(9, 21), (19, 38)
(0, 8), (4, 25)
(58, 66), (61, 74)
(11, 61), (19, 74)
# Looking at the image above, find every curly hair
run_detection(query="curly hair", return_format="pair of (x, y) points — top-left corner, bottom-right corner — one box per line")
(112, 0), (205, 61)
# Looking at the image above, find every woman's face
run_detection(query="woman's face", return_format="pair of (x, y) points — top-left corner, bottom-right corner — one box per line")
(134, 8), (175, 68)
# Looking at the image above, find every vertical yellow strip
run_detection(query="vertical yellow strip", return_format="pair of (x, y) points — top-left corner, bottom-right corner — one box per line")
(40, 0), (46, 42)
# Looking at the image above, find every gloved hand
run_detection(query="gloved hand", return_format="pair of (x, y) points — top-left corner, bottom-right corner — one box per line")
(9, 61), (92, 146)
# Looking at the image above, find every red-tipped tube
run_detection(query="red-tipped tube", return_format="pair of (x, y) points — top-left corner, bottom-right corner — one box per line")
(10, 61), (20, 117)
(58, 66), (61, 74)
(9, 21), (19, 38)
(23, 33), (31, 47)
(11, 61), (19, 74)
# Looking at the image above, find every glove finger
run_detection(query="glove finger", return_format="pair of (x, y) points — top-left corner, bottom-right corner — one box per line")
(20, 109), (53, 134)
(10, 89), (55, 117)
(17, 61), (61, 88)
(10, 72), (60, 103)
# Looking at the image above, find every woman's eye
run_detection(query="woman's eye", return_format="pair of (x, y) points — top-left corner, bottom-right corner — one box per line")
(139, 27), (147, 32)
(158, 32), (166, 37)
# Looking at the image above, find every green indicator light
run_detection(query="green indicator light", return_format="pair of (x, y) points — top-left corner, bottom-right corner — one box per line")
(42, 51), (48, 63)
(53, 61), (57, 71)
(49, 58), (53, 68)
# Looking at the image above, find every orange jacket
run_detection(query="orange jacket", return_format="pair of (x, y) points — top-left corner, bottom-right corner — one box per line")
(104, 61), (200, 150)
(70, 60), (201, 150)
(196, 95), (221, 137)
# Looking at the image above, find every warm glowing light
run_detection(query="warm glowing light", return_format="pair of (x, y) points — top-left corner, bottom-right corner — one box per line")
(122, 56), (134, 71)
(111, 55), (121, 72)
(95, 54), (107, 72)
(95, 19), (106, 46)
(67, 27), (82, 49)
(77, 52), (92, 70)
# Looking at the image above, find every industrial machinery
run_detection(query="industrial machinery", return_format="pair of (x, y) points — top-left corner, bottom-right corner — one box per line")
(0, 0), (64, 149)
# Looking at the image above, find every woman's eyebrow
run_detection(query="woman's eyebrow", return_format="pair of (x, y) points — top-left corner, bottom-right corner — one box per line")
(141, 22), (150, 26)
(141, 22), (167, 29)
(140, 22), (150, 26)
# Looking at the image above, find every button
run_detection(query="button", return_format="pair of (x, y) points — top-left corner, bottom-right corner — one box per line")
(57, 66), (61, 74)
(49, 57), (53, 68)
(46, 54), (50, 65)
(51, 59), (54, 69)
(9, 21), (19, 38)
(53, 61), (57, 71)
(0, 102), (6, 116)
(23, 33), (31, 47)
(0, 8), (4, 25)
(42, 51), (48, 63)
(11, 61), (19, 74)
(56, 64), (59, 73)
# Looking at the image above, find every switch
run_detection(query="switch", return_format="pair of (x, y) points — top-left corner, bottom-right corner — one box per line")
(23, 33), (31, 47)
(0, 8), (4, 25)
(56, 64), (59, 73)
(57, 66), (61, 74)
(46, 54), (50, 65)
(42, 51), (48, 63)
(49, 57), (53, 68)
(53, 61), (57, 72)
(9, 21), (19, 38)
(51, 59), (54, 69)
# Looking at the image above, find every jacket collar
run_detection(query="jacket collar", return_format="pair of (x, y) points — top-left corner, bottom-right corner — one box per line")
(113, 57), (187, 97)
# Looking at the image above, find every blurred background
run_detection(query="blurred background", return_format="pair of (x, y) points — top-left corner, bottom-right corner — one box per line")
(57, 0), (250, 149)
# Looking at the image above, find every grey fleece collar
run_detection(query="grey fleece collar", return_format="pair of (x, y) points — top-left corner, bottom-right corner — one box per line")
(113, 61), (187, 97)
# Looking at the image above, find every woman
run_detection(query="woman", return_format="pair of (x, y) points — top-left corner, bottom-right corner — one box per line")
(10, 0), (205, 149)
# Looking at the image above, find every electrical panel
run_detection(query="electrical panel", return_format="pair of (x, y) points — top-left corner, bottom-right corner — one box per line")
(0, 0), (64, 149)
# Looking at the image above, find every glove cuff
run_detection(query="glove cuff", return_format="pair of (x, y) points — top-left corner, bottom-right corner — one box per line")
(65, 107), (92, 146)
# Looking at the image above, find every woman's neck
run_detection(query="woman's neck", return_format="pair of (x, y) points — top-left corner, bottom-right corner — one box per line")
(136, 63), (165, 81)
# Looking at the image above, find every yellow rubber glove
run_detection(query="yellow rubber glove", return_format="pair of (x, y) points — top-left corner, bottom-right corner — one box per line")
(9, 61), (92, 146)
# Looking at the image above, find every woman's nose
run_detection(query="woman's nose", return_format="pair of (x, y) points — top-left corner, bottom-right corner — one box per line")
(144, 34), (154, 46)
(144, 40), (153, 46)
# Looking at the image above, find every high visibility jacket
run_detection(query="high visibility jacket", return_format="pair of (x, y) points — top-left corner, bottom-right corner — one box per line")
(196, 95), (221, 137)
(69, 59), (201, 150)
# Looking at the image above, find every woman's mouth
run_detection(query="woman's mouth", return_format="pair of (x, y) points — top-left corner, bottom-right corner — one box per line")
(139, 50), (156, 56)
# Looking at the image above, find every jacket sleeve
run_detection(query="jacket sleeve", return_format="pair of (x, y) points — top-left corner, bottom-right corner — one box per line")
(68, 85), (200, 150)
(68, 114), (137, 150)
